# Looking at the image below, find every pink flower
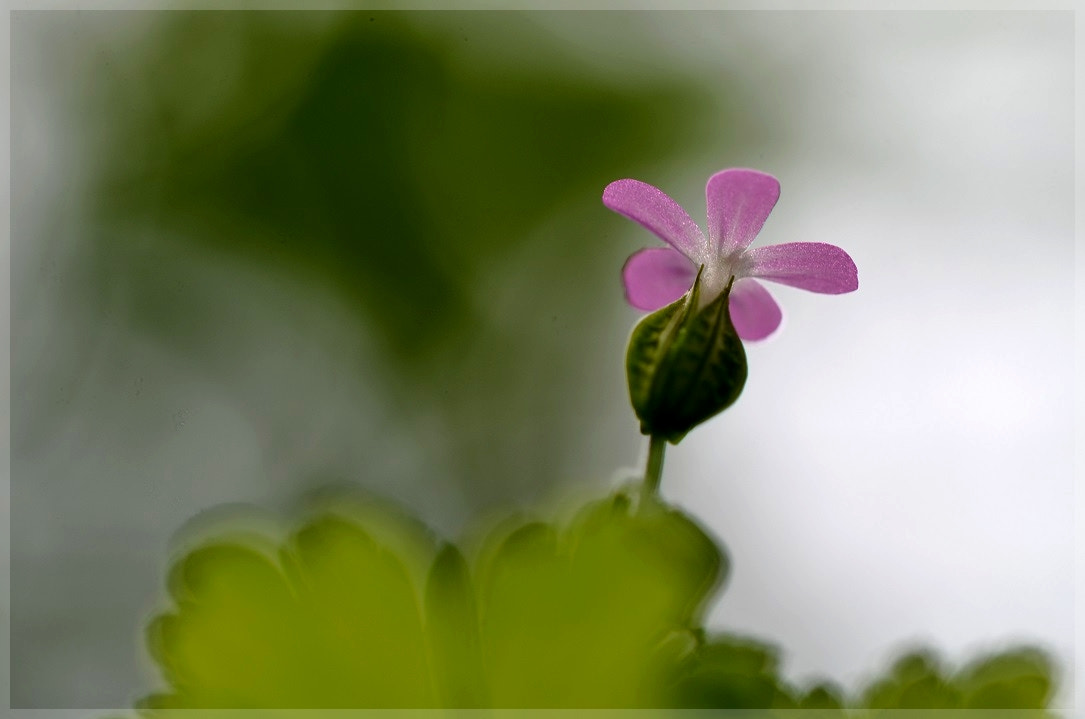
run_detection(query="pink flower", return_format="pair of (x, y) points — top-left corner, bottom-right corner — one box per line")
(603, 168), (858, 340)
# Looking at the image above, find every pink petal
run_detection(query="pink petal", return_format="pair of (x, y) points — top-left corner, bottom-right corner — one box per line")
(622, 247), (698, 311)
(728, 278), (783, 341)
(603, 179), (707, 259)
(706, 169), (781, 256)
(743, 242), (858, 294)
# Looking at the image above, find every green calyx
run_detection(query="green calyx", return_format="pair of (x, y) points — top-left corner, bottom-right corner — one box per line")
(626, 268), (748, 444)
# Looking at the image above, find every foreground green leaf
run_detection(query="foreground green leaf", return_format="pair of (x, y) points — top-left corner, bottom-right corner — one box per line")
(141, 491), (723, 709)
(137, 494), (1059, 713)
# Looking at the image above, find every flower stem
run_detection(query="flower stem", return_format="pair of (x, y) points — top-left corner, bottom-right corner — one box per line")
(642, 434), (667, 499)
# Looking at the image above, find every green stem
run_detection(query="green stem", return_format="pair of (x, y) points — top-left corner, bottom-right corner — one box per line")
(642, 434), (667, 498)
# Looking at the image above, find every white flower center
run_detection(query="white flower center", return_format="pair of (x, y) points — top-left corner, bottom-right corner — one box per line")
(697, 251), (746, 309)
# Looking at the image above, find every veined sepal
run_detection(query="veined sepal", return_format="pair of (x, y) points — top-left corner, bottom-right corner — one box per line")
(625, 269), (748, 444)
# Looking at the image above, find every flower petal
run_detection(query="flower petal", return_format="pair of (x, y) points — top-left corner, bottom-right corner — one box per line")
(728, 278), (782, 341)
(706, 169), (781, 256)
(622, 247), (697, 311)
(603, 179), (707, 259)
(743, 242), (858, 294)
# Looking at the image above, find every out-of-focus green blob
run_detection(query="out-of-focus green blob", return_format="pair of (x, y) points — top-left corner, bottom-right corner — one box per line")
(139, 490), (725, 710)
(797, 682), (847, 711)
(424, 543), (487, 708)
(78, 12), (720, 507)
(474, 491), (724, 706)
(865, 651), (963, 709)
(857, 646), (1058, 715)
(956, 647), (1053, 709)
(136, 495), (1059, 712)
(143, 516), (439, 709)
(92, 12), (706, 363)
(666, 633), (796, 709)
(284, 517), (436, 707)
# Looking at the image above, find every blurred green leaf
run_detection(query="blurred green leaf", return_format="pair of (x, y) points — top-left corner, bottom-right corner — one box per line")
(666, 633), (795, 709)
(138, 493), (1061, 712)
(424, 543), (487, 707)
(955, 647), (1055, 710)
(144, 515), (439, 709)
(857, 646), (1058, 716)
(861, 651), (963, 710)
(474, 491), (724, 706)
(797, 682), (846, 711)
(141, 490), (724, 709)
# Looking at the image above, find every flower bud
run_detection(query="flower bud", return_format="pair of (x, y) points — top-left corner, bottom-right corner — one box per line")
(625, 269), (748, 443)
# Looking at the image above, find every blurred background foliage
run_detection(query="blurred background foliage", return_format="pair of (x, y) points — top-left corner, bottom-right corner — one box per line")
(66, 11), (721, 504)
